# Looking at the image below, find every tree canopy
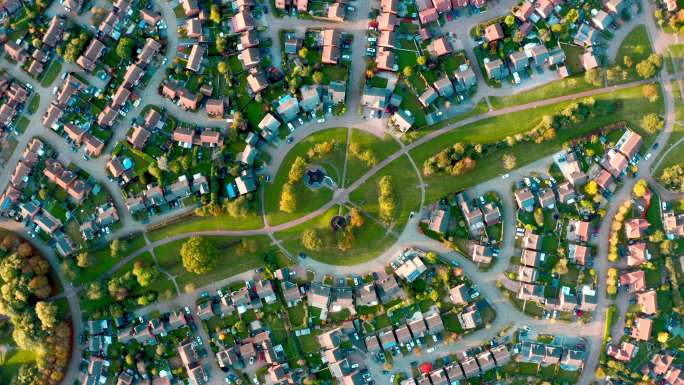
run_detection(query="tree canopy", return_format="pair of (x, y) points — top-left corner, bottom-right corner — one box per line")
(180, 237), (219, 274)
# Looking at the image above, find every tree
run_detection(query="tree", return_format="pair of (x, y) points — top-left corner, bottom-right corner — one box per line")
(660, 240), (674, 255)
(502, 153), (517, 170)
(416, 55), (427, 66)
(217, 61), (228, 74)
(657, 331), (670, 344)
(76, 251), (91, 268)
(584, 68), (602, 86)
(279, 183), (297, 213)
(288, 156), (307, 183)
(132, 262), (159, 287)
(403, 66), (414, 77)
(302, 229), (323, 251)
(504, 15), (515, 26)
(640, 113), (664, 134)
(116, 37), (134, 59)
(110, 239), (127, 258)
(659, 164), (684, 192)
(424, 251), (438, 264)
(35, 301), (58, 330)
(349, 208), (364, 228)
(642, 84), (659, 102)
(210, 4), (221, 24)
(180, 237), (218, 274)
(298, 47), (308, 59)
(157, 155), (169, 171)
(312, 71), (323, 84)
(378, 175), (396, 224)
(632, 179), (648, 198)
(148, 163), (162, 180)
(87, 281), (105, 300)
(584, 180), (599, 196)
(636, 60), (657, 79)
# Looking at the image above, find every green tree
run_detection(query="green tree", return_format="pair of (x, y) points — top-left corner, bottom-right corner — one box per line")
(640, 113), (664, 134)
(148, 162), (162, 180)
(35, 301), (58, 330)
(116, 37), (134, 59)
(288, 156), (307, 183)
(416, 56), (427, 66)
(403, 66), (414, 77)
(504, 15), (515, 26)
(76, 251), (91, 268)
(217, 61), (228, 74)
(302, 229), (323, 251)
(279, 183), (297, 213)
(180, 237), (219, 274)
(312, 71), (323, 84)
(584, 68), (602, 86)
(349, 207), (364, 228)
(110, 238), (127, 258)
(584, 180), (599, 196)
(132, 261), (159, 287)
(502, 153), (517, 170)
(642, 83), (659, 102)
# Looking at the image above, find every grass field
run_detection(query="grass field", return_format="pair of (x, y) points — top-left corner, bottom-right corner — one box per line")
(75, 233), (147, 284)
(264, 128), (348, 226)
(654, 81), (684, 177)
(349, 154), (421, 233)
(274, 205), (398, 265)
(147, 211), (265, 242)
(154, 235), (274, 288)
(345, 129), (401, 185)
(40, 60), (62, 87)
(490, 74), (598, 109)
(611, 25), (653, 84)
(0, 349), (35, 384)
(411, 84), (665, 202)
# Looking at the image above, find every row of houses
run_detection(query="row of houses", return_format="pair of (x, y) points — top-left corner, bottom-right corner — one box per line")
(591, 129), (643, 195)
(4, 15), (64, 78)
(413, 0), (486, 26)
(123, 174), (210, 215)
(516, 339), (586, 371)
(401, 345), (511, 385)
(0, 72), (29, 130)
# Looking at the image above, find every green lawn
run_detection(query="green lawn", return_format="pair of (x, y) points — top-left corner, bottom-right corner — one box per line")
(40, 60), (62, 87)
(345, 129), (401, 185)
(15, 116), (29, 133)
(27, 94), (39, 114)
(349, 154), (421, 232)
(0, 349), (36, 384)
(264, 128), (348, 226)
(654, 80), (684, 176)
(490, 74), (597, 109)
(275, 205), (397, 265)
(411, 84), (665, 202)
(611, 25), (654, 84)
(154, 235), (274, 288)
(147, 211), (265, 242)
(75, 233), (147, 284)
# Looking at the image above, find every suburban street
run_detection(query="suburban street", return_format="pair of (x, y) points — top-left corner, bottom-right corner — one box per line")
(0, 0), (682, 384)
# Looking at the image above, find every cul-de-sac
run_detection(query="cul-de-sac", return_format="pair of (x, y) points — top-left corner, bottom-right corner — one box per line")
(0, 0), (682, 384)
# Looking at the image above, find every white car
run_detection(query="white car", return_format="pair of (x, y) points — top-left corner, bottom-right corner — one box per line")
(645, 153), (652, 160)
(501, 173), (510, 179)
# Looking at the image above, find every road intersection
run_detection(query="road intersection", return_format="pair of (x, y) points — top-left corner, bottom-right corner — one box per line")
(0, 0), (682, 384)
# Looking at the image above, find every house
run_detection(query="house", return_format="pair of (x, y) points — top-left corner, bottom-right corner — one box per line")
(637, 290), (657, 315)
(361, 86), (390, 111)
(394, 254), (427, 282)
(606, 0), (628, 14)
(615, 129), (643, 160)
(627, 242), (649, 267)
(631, 317), (652, 341)
(517, 265), (537, 283)
(427, 36), (453, 57)
(356, 283), (378, 307)
(424, 310), (444, 334)
(514, 188), (535, 211)
(300, 86), (320, 112)
(509, 50), (529, 72)
(327, 2), (345, 21)
(276, 94), (300, 122)
(379, 12), (398, 31)
(376, 48), (396, 71)
(318, 327), (343, 350)
(205, 99), (224, 117)
(567, 220), (591, 243)
(579, 285), (598, 312)
(255, 279), (277, 304)
(593, 10), (613, 30)
(433, 75), (454, 97)
(651, 354), (674, 376)
(458, 305), (482, 330)
(535, 0), (554, 18)
(389, 110), (415, 132)
(482, 203), (501, 226)
(281, 281), (302, 307)
(607, 341), (637, 361)
(378, 30), (396, 49)
(537, 188), (555, 209)
(521, 249), (545, 267)
(554, 151), (587, 186)
(485, 58), (508, 80)
(484, 23), (504, 42)
(460, 357), (480, 378)
(419, 7), (438, 24)
(418, 87), (438, 108)
(581, 51), (599, 70)
(619, 270), (646, 293)
(449, 284), (470, 305)
(514, 1), (534, 20)
(43, 16), (65, 47)
(568, 244), (591, 266)
(231, 10), (254, 32)
(246, 72), (268, 94)
(522, 230), (541, 250)
(381, 0), (399, 13)
(454, 67), (477, 92)
(377, 274), (405, 304)
(470, 244), (494, 265)
(428, 207), (449, 234)
(491, 344), (512, 366)
(186, 44), (205, 72)
(308, 283), (330, 310)
(128, 125), (151, 150)
(624, 218), (649, 239)
(518, 283), (545, 303)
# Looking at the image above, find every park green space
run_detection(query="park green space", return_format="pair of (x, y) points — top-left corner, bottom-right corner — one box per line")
(489, 74), (598, 110)
(349, 154), (421, 233)
(654, 81), (684, 176)
(147, 211), (265, 242)
(344, 129), (401, 185)
(0, 348), (35, 384)
(274, 205), (397, 265)
(264, 128), (347, 226)
(75, 233), (147, 285)
(153, 235), (274, 289)
(611, 25), (653, 84)
(411, 84), (665, 202)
